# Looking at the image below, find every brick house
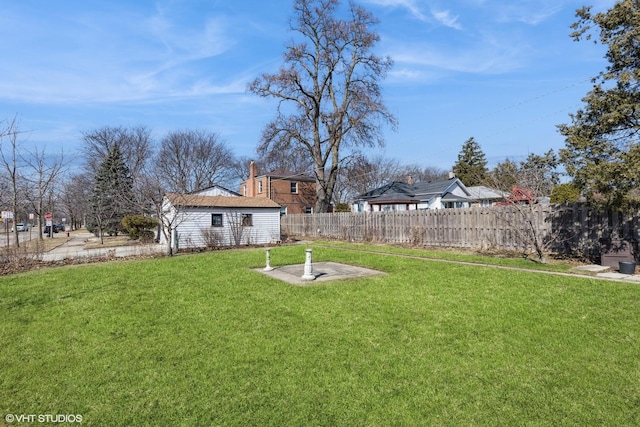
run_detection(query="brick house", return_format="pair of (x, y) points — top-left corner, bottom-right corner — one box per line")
(239, 161), (317, 215)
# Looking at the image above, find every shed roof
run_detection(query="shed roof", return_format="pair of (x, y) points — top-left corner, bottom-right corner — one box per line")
(166, 193), (281, 209)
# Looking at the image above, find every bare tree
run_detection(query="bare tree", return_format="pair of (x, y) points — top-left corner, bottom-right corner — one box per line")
(248, 0), (397, 212)
(485, 150), (563, 264)
(159, 192), (202, 256)
(254, 144), (314, 176)
(401, 165), (450, 183)
(340, 154), (404, 202)
(156, 129), (235, 193)
(22, 147), (68, 240)
(60, 172), (93, 231)
(0, 116), (23, 246)
(81, 126), (152, 177)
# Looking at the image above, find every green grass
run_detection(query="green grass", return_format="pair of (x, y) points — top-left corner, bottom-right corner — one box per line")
(1, 244), (639, 426)
(313, 239), (576, 272)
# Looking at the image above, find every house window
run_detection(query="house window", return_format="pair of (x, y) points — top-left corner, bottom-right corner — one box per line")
(280, 206), (287, 215)
(241, 213), (253, 226)
(305, 206), (313, 214)
(211, 214), (223, 227)
(444, 201), (466, 209)
(291, 182), (298, 193)
(258, 181), (263, 193)
(242, 185), (247, 196)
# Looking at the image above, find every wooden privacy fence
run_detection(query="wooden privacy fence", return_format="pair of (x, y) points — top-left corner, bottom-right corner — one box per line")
(280, 204), (640, 258)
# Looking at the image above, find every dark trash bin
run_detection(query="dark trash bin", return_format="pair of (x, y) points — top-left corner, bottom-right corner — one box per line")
(619, 261), (636, 275)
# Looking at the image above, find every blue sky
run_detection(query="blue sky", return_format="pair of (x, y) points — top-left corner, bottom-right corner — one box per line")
(0, 0), (615, 172)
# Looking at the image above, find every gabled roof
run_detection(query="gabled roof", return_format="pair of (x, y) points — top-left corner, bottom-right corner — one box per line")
(441, 192), (470, 202)
(412, 179), (468, 197)
(166, 193), (280, 209)
(356, 178), (471, 204)
(191, 184), (241, 197)
(357, 181), (414, 201)
(467, 186), (506, 200)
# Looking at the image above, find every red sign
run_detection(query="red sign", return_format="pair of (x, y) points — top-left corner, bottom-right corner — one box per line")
(45, 212), (52, 221)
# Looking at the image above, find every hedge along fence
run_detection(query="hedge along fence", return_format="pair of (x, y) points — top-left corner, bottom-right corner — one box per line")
(280, 204), (640, 259)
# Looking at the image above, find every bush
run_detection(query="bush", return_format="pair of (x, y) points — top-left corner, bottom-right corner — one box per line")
(122, 215), (158, 241)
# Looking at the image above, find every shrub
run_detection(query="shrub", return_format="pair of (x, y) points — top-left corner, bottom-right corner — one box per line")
(122, 215), (158, 240)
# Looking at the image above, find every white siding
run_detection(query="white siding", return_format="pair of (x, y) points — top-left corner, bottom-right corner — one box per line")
(193, 186), (238, 197)
(172, 207), (280, 249)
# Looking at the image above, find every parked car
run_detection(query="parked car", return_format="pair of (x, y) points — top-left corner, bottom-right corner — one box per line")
(15, 223), (31, 232)
(44, 224), (61, 234)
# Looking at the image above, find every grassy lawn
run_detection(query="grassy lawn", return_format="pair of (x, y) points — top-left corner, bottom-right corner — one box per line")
(1, 244), (639, 426)
(313, 239), (577, 272)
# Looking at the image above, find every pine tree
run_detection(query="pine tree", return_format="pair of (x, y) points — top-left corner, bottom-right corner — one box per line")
(558, 0), (640, 208)
(452, 137), (488, 186)
(89, 145), (135, 243)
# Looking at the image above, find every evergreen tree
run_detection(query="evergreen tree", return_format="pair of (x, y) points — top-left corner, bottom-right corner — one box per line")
(489, 159), (519, 190)
(550, 183), (581, 204)
(558, 0), (640, 208)
(452, 137), (488, 186)
(89, 145), (135, 242)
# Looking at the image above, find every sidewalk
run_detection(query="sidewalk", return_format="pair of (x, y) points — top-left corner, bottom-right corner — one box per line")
(572, 264), (640, 283)
(41, 232), (167, 262)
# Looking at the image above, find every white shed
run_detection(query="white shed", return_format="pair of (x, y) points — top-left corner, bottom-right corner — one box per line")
(161, 191), (281, 251)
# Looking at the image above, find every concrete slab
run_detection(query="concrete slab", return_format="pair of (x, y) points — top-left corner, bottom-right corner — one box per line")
(597, 272), (640, 282)
(572, 265), (611, 273)
(254, 261), (385, 286)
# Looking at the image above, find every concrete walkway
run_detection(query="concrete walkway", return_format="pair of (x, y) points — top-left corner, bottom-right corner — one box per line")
(41, 232), (167, 262)
(572, 264), (640, 283)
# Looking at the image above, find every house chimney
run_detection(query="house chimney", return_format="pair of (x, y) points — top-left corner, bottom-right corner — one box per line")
(407, 175), (414, 185)
(247, 160), (257, 197)
(448, 171), (456, 179)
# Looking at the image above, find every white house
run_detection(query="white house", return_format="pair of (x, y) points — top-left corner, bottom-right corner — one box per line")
(160, 186), (281, 252)
(466, 186), (507, 207)
(352, 177), (472, 212)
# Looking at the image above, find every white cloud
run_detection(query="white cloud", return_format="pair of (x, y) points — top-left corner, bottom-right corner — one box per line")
(431, 9), (462, 30)
(390, 34), (527, 78)
(362, 0), (428, 21)
(0, 2), (242, 105)
(494, 2), (562, 25)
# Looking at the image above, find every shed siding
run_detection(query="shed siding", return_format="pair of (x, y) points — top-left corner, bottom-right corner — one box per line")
(173, 207), (280, 249)
(194, 187), (237, 197)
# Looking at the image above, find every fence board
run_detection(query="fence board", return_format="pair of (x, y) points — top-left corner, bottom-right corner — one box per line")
(280, 204), (640, 258)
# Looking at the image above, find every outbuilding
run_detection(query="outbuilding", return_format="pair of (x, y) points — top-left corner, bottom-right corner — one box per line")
(160, 186), (281, 252)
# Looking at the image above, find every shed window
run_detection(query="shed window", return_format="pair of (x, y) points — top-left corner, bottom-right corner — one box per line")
(211, 214), (223, 227)
(241, 214), (253, 227)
